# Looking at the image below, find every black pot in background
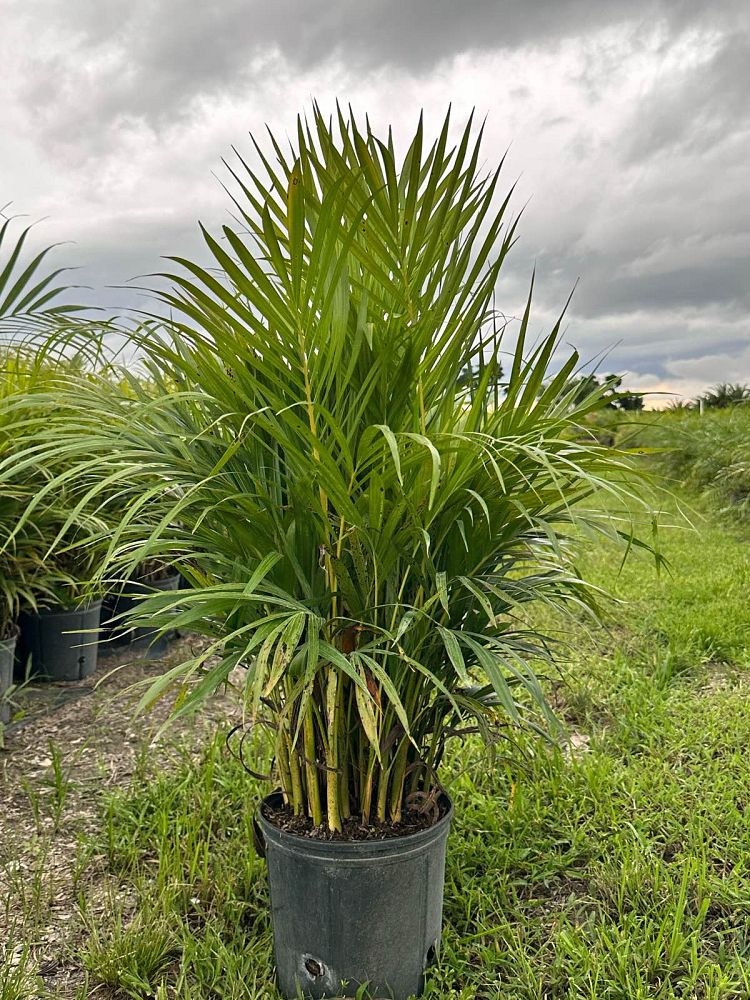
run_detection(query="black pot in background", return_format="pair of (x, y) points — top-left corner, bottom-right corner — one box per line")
(0, 630), (18, 726)
(100, 572), (181, 654)
(256, 791), (453, 1000)
(17, 602), (102, 683)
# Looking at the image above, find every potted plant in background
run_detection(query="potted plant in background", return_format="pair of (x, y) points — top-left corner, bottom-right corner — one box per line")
(1, 340), (177, 675)
(10, 109), (653, 998)
(14, 501), (104, 683)
(100, 558), (182, 653)
(1, 356), (105, 684)
(0, 216), (98, 700)
(0, 222), (105, 683)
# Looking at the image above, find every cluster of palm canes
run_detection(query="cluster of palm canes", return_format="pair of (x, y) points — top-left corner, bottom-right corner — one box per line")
(1, 110), (652, 831)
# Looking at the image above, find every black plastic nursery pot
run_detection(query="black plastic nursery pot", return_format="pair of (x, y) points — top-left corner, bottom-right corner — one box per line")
(256, 791), (453, 1000)
(0, 631), (17, 726)
(100, 572), (181, 652)
(17, 601), (102, 682)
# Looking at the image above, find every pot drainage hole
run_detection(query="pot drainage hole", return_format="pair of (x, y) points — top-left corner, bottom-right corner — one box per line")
(303, 956), (325, 980)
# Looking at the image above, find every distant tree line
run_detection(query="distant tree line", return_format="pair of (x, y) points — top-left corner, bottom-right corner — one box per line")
(668, 383), (750, 411)
(460, 360), (750, 415)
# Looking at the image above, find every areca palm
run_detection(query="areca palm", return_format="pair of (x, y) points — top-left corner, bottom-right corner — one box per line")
(0, 210), (85, 331)
(0, 216), (98, 635)
(0, 340), (110, 636)
(10, 108), (650, 831)
(700, 383), (750, 410)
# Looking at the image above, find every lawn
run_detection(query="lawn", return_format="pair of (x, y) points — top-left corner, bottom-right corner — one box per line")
(3, 483), (750, 999)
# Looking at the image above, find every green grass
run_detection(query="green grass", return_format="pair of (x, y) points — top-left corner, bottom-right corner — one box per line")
(5, 485), (750, 998)
(0, 941), (42, 1000)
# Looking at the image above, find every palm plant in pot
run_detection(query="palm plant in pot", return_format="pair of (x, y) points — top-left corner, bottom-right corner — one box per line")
(16, 109), (651, 998)
(0, 216), (95, 706)
(1, 341), (105, 685)
(1, 378), (105, 682)
(13, 502), (104, 683)
(1, 354), (179, 668)
(100, 557), (182, 652)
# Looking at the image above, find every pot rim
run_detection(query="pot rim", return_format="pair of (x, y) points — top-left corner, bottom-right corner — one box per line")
(126, 571), (182, 590)
(256, 789), (453, 860)
(21, 599), (103, 618)
(0, 626), (19, 652)
(139, 569), (182, 583)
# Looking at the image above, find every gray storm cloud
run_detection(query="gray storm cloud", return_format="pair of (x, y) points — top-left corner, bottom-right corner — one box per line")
(9, 0), (747, 142)
(2, 0), (749, 402)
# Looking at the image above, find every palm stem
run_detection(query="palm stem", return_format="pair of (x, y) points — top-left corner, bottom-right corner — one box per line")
(376, 761), (390, 823)
(276, 731), (294, 808)
(361, 749), (376, 825)
(325, 668), (342, 833)
(303, 706), (322, 826)
(389, 738), (410, 823)
(287, 728), (304, 816)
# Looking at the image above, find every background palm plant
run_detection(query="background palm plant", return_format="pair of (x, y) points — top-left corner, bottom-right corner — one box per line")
(0, 208), (85, 332)
(0, 341), (109, 632)
(0, 218), (96, 636)
(12, 108), (651, 832)
(628, 405), (750, 521)
(699, 382), (750, 410)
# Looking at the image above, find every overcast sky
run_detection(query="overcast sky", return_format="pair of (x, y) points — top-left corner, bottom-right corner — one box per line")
(2, 0), (748, 403)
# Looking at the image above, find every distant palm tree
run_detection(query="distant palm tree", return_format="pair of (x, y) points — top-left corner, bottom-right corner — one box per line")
(544, 373), (643, 410)
(618, 393), (644, 412)
(457, 358), (504, 402)
(700, 383), (750, 409)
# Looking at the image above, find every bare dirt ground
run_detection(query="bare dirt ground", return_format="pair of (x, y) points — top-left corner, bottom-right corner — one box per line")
(0, 635), (241, 997)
